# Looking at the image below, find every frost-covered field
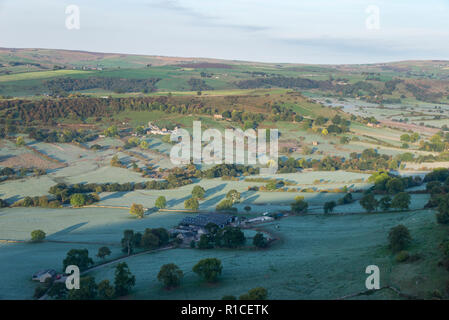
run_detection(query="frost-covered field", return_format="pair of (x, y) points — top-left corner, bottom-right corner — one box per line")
(0, 134), (440, 300)
(86, 209), (439, 300)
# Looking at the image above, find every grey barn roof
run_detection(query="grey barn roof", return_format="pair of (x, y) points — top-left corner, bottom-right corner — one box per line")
(180, 213), (234, 227)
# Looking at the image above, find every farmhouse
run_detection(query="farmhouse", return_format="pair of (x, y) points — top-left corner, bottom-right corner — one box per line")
(180, 213), (238, 228)
(170, 213), (239, 244)
(32, 269), (56, 283)
(146, 122), (179, 135)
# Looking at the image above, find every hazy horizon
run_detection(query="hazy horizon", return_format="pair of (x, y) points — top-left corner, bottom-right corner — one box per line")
(2, 0), (449, 64)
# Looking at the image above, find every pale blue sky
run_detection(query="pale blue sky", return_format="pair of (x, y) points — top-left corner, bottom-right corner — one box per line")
(1, 0), (449, 63)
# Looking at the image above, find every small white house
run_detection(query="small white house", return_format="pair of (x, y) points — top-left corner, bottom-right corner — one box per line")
(32, 269), (57, 283)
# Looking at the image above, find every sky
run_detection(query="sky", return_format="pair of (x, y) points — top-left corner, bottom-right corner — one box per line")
(1, 0), (449, 64)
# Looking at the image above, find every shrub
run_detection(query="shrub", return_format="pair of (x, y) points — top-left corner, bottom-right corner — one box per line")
(114, 262), (136, 296)
(31, 230), (46, 242)
(97, 246), (111, 259)
(192, 186), (206, 199)
(97, 279), (115, 300)
(226, 189), (241, 203)
(391, 192), (411, 210)
(70, 193), (86, 207)
(239, 287), (268, 300)
(33, 286), (47, 300)
(324, 201), (336, 214)
(67, 276), (97, 300)
(184, 197), (199, 210)
(360, 194), (378, 213)
(253, 233), (268, 248)
(155, 196), (166, 209)
(216, 199), (234, 211)
(291, 198), (308, 214)
(436, 194), (449, 224)
(338, 193), (353, 205)
(130, 203), (144, 218)
(395, 250), (410, 263)
(388, 225), (412, 252)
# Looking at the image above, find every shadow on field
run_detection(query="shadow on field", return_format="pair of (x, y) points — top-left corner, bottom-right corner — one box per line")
(201, 194), (226, 208)
(27, 141), (65, 163)
(5, 195), (21, 204)
(204, 183), (226, 198)
(167, 195), (191, 207)
(149, 142), (162, 149)
(240, 190), (256, 199)
(101, 191), (131, 201)
(47, 222), (89, 240)
(241, 194), (260, 204)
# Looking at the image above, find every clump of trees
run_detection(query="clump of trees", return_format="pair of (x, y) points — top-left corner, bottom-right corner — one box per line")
(420, 168), (449, 223)
(278, 149), (407, 173)
(436, 194), (449, 224)
(130, 203), (145, 218)
(28, 127), (98, 143)
(338, 193), (353, 205)
(184, 197), (199, 210)
(202, 164), (259, 179)
(157, 263), (183, 289)
(45, 77), (160, 94)
(192, 258), (222, 282)
(324, 201), (336, 214)
(192, 186), (206, 199)
(121, 228), (170, 255)
(291, 196), (308, 214)
(360, 194), (378, 213)
(12, 195), (61, 208)
(360, 192), (411, 213)
(368, 171), (421, 194)
(44, 262), (135, 300)
(63, 249), (94, 272)
(70, 193), (99, 207)
(114, 262), (136, 297)
(198, 225), (245, 249)
(155, 196), (167, 209)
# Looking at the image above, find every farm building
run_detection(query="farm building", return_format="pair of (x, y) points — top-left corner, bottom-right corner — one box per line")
(32, 269), (57, 283)
(180, 213), (238, 228)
